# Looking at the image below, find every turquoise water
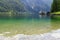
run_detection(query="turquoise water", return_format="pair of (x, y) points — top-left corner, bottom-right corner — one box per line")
(0, 18), (51, 36)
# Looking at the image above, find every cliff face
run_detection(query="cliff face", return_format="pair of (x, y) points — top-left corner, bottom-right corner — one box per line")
(21, 0), (52, 12)
(0, 0), (52, 12)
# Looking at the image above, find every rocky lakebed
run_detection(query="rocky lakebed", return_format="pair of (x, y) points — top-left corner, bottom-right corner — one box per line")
(0, 29), (60, 40)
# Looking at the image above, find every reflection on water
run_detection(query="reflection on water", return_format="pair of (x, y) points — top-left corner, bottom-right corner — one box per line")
(0, 15), (51, 36)
(39, 15), (50, 19)
(51, 18), (60, 30)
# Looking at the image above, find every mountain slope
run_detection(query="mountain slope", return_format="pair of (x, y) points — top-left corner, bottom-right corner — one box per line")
(0, 0), (25, 12)
(21, 0), (53, 12)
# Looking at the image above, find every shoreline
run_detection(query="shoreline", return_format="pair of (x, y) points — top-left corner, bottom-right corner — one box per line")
(0, 29), (60, 40)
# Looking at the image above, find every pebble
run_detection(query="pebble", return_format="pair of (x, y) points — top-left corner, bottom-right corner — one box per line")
(0, 29), (60, 40)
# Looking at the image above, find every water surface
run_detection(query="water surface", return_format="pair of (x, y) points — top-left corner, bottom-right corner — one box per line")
(0, 17), (59, 36)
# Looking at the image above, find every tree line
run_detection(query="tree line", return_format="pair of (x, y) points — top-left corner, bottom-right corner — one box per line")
(51, 0), (60, 12)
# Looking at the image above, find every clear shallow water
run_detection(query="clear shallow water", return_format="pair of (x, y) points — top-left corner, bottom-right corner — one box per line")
(0, 17), (60, 36)
(0, 18), (51, 36)
(0, 29), (60, 40)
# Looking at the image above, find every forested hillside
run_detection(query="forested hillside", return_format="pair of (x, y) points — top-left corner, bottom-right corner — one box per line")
(51, 0), (60, 12)
(0, 0), (27, 18)
(0, 0), (52, 18)
(0, 0), (25, 12)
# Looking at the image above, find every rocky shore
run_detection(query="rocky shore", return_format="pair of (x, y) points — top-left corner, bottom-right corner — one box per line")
(0, 29), (60, 40)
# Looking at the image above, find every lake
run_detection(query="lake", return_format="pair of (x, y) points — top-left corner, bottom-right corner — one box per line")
(0, 17), (60, 36)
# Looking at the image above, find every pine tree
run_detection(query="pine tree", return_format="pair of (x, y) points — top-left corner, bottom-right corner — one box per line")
(51, 0), (60, 12)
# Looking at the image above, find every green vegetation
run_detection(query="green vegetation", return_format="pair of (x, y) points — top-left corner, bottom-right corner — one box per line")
(51, 12), (60, 19)
(52, 12), (60, 14)
(51, 0), (60, 12)
(51, 18), (60, 30)
(0, 0), (29, 18)
(0, 0), (25, 12)
(51, 0), (60, 18)
(51, 12), (60, 15)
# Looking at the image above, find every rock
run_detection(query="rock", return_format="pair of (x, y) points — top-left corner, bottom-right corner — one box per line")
(0, 29), (60, 40)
